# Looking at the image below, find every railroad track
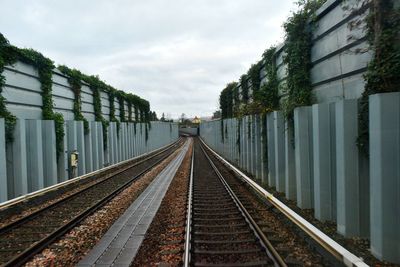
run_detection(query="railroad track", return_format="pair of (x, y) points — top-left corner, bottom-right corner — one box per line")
(183, 139), (286, 267)
(0, 139), (183, 267)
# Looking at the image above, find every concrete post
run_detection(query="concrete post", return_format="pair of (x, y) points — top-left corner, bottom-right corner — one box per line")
(6, 119), (28, 198)
(133, 123), (137, 157)
(97, 122), (104, 168)
(274, 111), (285, 192)
(26, 120), (44, 192)
(128, 123), (133, 158)
(261, 115), (268, 186)
(42, 120), (57, 187)
(250, 115), (257, 176)
(91, 121), (99, 170)
(336, 99), (369, 237)
(312, 103), (337, 222)
(369, 92), (400, 263)
(108, 122), (115, 165)
(234, 119), (239, 165)
(113, 124), (118, 163)
(67, 121), (78, 179)
(294, 106), (314, 209)
(121, 123), (126, 160)
(76, 121), (86, 176)
(0, 119), (7, 202)
(246, 116), (251, 173)
(57, 123), (68, 182)
(285, 121), (296, 200)
(240, 117), (245, 170)
(255, 115), (262, 182)
(118, 124), (123, 162)
(267, 113), (276, 187)
(85, 123), (93, 173)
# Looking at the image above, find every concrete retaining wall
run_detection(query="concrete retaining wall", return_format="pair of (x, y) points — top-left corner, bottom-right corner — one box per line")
(2, 62), (127, 121)
(179, 127), (198, 136)
(258, 0), (370, 104)
(200, 94), (400, 264)
(0, 119), (179, 203)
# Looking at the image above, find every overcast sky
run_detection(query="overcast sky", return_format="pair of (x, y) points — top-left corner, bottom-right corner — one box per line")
(1, 0), (296, 119)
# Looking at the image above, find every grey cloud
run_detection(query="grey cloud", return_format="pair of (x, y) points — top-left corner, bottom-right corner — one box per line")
(0, 0), (295, 118)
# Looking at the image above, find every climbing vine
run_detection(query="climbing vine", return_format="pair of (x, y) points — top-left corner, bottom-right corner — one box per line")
(0, 34), (17, 142)
(117, 91), (126, 123)
(247, 62), (262, 101)
(1, 34), (65, 153)
(239, 74), (249, 104)
(220, 119), (224, 143)
(282, 0), (325, 120)
(80, 74), (109, 149)
(10, 45), (65, 157)
(1, 32), (152, 152)
(219, 83), (235, 119)
(128, 101), (133, 122)
(356, 0), (400, 154)
(258, 47), (280, 113)
(108, 89), (120, 137)
(58, 65), (90, 135)
(134, 106), (139, 134)
(236, 118), (241, 153)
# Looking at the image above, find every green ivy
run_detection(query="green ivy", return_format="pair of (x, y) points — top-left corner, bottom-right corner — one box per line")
(58, 65), (90, 135)
(236, 118), (241, 154)
(219, 83), (235, 119)
(257, 47), (280, 113)
(282, 0), (325, 120)
(232, 84), (240, 116)
(247, 62), (262, 100)
(128, 101), (133, 122)
(1, 34), (65, 148)
(1, 32), (152, 151)
(117, 91), (126, 122)
(0, 34), (17, 142)
(108, 90), (120, 137)
(260, 113), (268, 164)
(240, 74), (249, 103)
(17, 47), (65, 157)
(80, 74), (109, 149)
(145, 123), (149, 143)
(220, 119), (224, 143)
(357, 0), (400, 154)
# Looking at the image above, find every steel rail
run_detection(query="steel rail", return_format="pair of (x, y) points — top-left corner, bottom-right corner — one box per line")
(198, 142), (287, 267)
(0, 139), (182, 236)
(199, 137), (369, 267)
(1, 140), (185, 267)
(183, 146), (194, 267)
(0, 138), (182, 211)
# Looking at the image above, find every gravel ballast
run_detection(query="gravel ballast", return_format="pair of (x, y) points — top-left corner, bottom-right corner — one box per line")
(23, 145), (184, 267)
(132, 140), (193, 266)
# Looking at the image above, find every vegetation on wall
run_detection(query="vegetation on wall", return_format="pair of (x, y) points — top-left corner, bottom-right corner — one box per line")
(128, 101), (133, 122)
(1, 32), (153, 155)
(0, 34), (65, 155)
(281, 0), (325, 120)
(0, 34), (18, 142)
(259, 47), (280, 112)
(247, 62), (262, 100)
(58, 65), (90, 135)
(117, 91), (127, 123)
(219, 83), (235, 119)
(80, 74), (110, 149)
(357, 0), (400, 154)
(108, 90), (120, 136)
(236, 118), (241, 154)
(239, 74), (249, 104)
